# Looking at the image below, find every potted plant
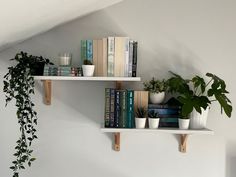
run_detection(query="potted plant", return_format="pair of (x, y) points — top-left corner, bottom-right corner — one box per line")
(135, 107), (147, 129)
(143, 78), (167, 104)
(167, 71), (232, 129)
(82, 59), (95, 77)
(3, 51), (53, 177)
(148, 110), (160, 129)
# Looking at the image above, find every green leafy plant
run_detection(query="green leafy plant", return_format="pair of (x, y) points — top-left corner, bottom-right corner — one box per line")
(83, 59), (93, 65)
(166, 71), (232, 119)
(135, 107), (147, 118)
(143, 78), (167, 93)
(3, 51), (53, 177)
(148, 110), (159, 118)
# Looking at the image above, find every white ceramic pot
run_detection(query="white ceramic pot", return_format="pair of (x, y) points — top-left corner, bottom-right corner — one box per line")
(82, 65), (95, 77)
(148, 118), (160, 129)
(149, 92), (165, 104)
(135, 117), (146, 129)
(190, 107), (209, 129)
(178, 118), (190, 130)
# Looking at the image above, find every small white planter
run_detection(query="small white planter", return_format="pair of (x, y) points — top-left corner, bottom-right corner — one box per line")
(149, 92), (165, 104)
(190, 107), (209, 129)
(148, 118), (160, 129)
(82, 65), (95, 77)
(135, 117), (146, 129)
(178, 119), (190, 130)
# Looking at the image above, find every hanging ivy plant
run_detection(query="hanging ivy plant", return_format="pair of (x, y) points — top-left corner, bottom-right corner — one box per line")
(3, 51), (53, 177)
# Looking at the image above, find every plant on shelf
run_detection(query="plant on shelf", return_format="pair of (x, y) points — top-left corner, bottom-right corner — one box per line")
(3, 51), (53, 177)
(82, 59), (95, 77)
(148, 110), (160, 129)
(166, 71), (232, 129)
(135, 107), (147, 129)
(143, 78), (167, 104)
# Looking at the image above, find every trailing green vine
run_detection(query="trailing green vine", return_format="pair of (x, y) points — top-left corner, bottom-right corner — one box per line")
(3, 52), (53, 177)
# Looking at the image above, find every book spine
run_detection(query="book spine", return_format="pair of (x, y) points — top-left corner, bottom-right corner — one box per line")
(128, 41), (133, 77)
(124, 37), (130, 77)
(148, 108), (181, 115)
(114, 90), (120, 128)
(120, 90), (127, 128)
(102, 38), (108, 76)
(132, 41), (138, 77)
(110, 88), (115, 127)
(127, 90), (134, 128)
(81, 40), (87, 64)
(104, 88), (111, 127)
(107, 37), (115, 76)
(86, 40), (93, 62)
(93, 39), (98, 76)
(148, 104), (181, 109)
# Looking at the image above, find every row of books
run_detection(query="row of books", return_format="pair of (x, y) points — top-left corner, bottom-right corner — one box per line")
(104, 89), (181, 128)
(148, 104), (181, 127)
(105, 88), (135, 128)
(43, 66), (79, 76)
(81, 37), (138, 77)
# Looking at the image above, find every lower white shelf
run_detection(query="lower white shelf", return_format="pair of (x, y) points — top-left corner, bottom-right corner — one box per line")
(101, 127), (214, 135)
(101, 127), (214, 153)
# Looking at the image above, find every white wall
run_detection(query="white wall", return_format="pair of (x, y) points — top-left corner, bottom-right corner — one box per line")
(1, 0), (236, 177)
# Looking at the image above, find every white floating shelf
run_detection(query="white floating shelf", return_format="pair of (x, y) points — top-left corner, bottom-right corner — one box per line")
(34, 76), (141, 81)
(101, 127), (213, 153)
(101, 127), (214, 135)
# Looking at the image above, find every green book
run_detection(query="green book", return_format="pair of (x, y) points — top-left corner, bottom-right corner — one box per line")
(127, 90), (134, 128)
(119, 90), (127, 128)
(81, 40), (87, 64)
(104, 88), (111, 127)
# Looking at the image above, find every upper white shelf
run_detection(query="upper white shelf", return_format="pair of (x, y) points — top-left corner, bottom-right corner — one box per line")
(34, 76), (141, 81)
(101, 127), (214, 135)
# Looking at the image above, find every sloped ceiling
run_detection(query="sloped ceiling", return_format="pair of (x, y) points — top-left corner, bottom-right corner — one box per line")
(0, 0), (122, 51)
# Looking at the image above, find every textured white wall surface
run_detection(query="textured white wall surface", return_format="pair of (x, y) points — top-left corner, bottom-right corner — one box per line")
(0, 0), (122, 50)
(1, 0), (236, 177)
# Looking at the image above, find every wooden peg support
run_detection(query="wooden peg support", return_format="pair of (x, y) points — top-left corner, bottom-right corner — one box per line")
(180, 134), (188, 153)
(116, 81), (122, 89)
(114, 132), (120, 151)
(43, 80), (52, 105)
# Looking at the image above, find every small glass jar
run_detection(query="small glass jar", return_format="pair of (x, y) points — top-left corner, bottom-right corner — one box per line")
(59, 53), (72, 66)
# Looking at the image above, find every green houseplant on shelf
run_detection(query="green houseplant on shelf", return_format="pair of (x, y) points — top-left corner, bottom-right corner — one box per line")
(143, 78), (167, 104)
(82, 59), (95, 77)
(166, 71), (232, 129)
(148, 110), (160, 129)
(135, 107), (147, 129)
(3, 51), (53, 177)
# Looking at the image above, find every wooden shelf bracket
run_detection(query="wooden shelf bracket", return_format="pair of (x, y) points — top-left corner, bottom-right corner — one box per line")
(180, 134), (188, 153)
(114, 132), (120, 151)
(43, 80), (52, 105)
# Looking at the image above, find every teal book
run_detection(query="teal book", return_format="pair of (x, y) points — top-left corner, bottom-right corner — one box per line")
(110, 88), (115, 127)
(104, 88), (111, 127)
(126, 90), (134, 128)
(119, 90), (127, 128)
(86, 40), (93, 62)
(81, 40), (87, 64)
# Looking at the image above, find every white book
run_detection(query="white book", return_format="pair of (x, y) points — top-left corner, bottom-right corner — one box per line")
(128, 40), (134, 77)
(124, 37), (130, 77)
(107, 37), (115, 76)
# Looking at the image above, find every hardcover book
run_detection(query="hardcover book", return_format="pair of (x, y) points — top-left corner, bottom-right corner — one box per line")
(132, 41), (138, 77)
(81, 40), (87, 63)
(110, 88), (115, 127)
(104, 88), (111, 127)
(127, 90), (134, 128)
(86, 39), (93, 62)
(107, 37), (115, 76)
(134, 91), (148, 116)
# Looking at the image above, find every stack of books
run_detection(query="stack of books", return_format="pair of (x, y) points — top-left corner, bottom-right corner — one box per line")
(43, 66), (78, 76)
(148, 104), (181, 127)
(104, 89), (149, 128)
(43, 66), (58, 76)
(81, 37), (138, 77)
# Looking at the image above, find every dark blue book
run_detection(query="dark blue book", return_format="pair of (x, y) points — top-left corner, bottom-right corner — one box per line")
(104, 88), (110, 127)
(132, 41), (138, 77)
(127, 90), (134, 128)
(109, 88), (115, 127)
(114, 90), (120, 128)
(148, 108), (180, 115)
(148, 104), (181, 109)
